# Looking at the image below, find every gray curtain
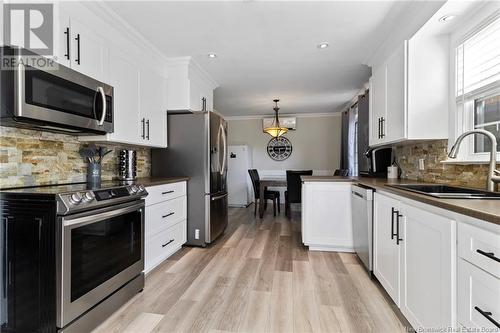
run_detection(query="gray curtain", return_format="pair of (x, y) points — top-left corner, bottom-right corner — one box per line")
(340, 110), (349, 170)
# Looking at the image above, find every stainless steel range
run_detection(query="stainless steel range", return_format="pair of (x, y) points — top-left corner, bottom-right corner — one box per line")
(0, 182), (147, 333)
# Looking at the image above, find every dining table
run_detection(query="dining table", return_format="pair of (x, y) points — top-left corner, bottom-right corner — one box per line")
(259, 177), (287, 218)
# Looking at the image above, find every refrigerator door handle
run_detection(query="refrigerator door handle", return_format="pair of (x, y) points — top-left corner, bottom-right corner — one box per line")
(211, 193), (228, 201)
(220, 123), (227, 176)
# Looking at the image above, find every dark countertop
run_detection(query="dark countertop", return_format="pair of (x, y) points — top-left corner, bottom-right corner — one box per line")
(301, 176), (500, 226)
(135, 176), (189, 187)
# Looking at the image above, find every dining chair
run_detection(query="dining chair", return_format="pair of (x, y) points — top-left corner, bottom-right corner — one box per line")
(248, 169), (281, 217)
(285, 170), (313, 217)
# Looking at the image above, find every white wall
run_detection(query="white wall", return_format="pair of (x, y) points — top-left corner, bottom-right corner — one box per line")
(227, 114), (342, 176)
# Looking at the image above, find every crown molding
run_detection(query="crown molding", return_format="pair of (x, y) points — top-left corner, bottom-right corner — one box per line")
(224, 112), (342, 121)
(83, 1), (171, 63)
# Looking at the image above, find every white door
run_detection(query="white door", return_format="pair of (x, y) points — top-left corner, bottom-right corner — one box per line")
(370, 65), (386, 145)
(400, 203), (455, 330)
(139, 67), (167, 147)
(70, 17), (108, 82)
(107, 50), (141, 145)
(373, 193), (400, 305)
(385, 41), (407, 142)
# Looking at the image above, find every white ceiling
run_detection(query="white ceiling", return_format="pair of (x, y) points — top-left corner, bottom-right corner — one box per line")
(106, 1), (427, 117)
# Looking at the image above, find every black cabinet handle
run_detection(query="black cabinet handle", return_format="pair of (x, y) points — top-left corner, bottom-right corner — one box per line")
(64, 27), (70, 60)
(378, 118), (381, 139)
(396, 211), (403, 245)
(381, 117), (385, 138)
(476, 249), (500, 263)
(162, 212), (175, 219)
(475, 306), (500, 328)
(146, 119), (150, 140)
(162, 239), (175, 248)
(141, 118), (145, 139)
(162, 190), (174, 195)
(75, 33), (81, 65)
(391, 208), (397, 240)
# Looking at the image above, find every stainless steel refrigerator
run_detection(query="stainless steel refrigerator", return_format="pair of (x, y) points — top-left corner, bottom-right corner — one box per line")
(151, 111), (228, 247)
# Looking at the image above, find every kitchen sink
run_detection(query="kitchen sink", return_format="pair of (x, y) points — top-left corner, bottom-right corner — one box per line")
(387, 184), (500, 199)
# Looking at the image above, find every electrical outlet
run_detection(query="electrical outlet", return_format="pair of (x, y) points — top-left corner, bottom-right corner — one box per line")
(418, 158), (425, 171)
(195, 229), (200, 239)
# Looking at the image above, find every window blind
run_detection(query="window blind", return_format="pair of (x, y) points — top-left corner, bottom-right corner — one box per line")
(456, 13), (500, 99)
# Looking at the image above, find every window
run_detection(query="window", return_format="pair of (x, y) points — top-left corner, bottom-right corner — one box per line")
(455, 12), (500, 159)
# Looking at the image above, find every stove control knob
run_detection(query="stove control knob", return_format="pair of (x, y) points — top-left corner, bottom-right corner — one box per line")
(138, 185), (145, 192)
(130, 185), (139, 194)
(69, 193), (82, 205)
(82, 191), (95, 202)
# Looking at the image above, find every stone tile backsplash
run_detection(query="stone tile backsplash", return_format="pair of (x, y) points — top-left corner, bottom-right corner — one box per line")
(395, 139), (497, 189)
(0, 126), (151, 188)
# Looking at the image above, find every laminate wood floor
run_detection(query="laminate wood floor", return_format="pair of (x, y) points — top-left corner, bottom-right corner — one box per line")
(93, 206), (407, 333)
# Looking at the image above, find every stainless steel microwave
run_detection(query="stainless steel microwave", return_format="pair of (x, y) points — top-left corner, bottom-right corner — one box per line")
(0, 46), (113, 134)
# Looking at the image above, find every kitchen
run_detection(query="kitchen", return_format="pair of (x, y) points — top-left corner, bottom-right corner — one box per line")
(0, 1), (499, 333)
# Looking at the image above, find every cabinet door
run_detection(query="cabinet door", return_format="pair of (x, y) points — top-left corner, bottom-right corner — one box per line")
(54, 4), (71, 67)
(107, 50), (141, 145)
(370, 65), (386, 146)
(70, 17), (108, 83)
(399, 203), (455, 330)
(189, 79), (204, 112)
(302, 183), (353, 251)
(139, 67), (167, 147)
(385, 41), (407, 142)
(373, 193), (400, 305)
(1, 201), (56, 332)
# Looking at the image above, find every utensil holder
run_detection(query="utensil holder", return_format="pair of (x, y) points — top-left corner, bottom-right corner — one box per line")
(87, 162), (102, 185)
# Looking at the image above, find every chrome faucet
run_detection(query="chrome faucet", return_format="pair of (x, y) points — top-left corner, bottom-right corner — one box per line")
(448, 129), (500, 192)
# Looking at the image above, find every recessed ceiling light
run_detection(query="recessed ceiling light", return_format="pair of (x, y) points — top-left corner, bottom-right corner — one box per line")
(317, 42), (329, 49)
(439, 15), (456, 23)
(208, 53), (217, 58)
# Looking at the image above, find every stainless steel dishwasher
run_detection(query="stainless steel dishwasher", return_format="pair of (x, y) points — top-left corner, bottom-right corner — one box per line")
(351, 184), (373, 272)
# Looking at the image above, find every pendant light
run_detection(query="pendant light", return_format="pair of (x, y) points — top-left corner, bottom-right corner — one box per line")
(263, 99), (288, 138)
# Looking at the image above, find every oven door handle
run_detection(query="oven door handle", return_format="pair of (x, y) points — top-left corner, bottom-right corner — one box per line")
(96, 86), (107, 126)
(62, 202), (144, 228)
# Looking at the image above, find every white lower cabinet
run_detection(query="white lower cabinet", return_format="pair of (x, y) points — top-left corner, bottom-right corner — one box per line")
(458, 223), (500, 330)
(144, 182), (187, 273)
(374, 192), (455, 330)
(458, 259), (500, 330)
(373, 192), (401, 305)
(399, 202), (455, 330)
(301, 182), (353, 252)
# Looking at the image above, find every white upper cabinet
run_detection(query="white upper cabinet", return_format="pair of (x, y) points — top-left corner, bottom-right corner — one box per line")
(53, 4), (71, 68)
(69, 17), (109, 83)
(54, 3), (108, 83)
(385, 42), (406, 143)
(369, 67), (386, 146)
(166, 58), (218, 112)
(139, 67), (168, 147)
(369, 32), (449, 146)
(98, 49), (141, 146)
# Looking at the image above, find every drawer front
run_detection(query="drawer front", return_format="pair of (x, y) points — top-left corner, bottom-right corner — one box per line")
(458, 259), (500, 330)
(458, 223), (500, 279)
(145, 196), (187, 238)
(145, 181), (187, 206)
(145, 220), (187, 272)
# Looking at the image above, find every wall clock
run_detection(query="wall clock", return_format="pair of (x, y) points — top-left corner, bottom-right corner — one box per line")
(267, 136), (293, 161)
